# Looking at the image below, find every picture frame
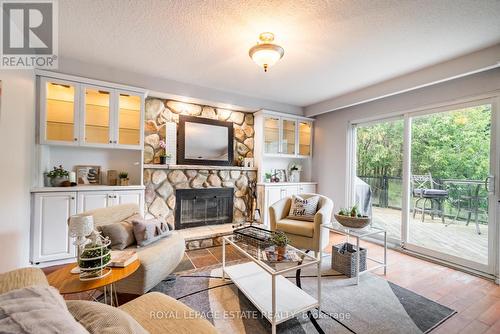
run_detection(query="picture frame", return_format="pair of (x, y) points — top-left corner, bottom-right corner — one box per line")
(75, 165), (101, 185)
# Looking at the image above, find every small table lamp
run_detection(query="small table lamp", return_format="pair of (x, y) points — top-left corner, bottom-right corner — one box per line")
(68, 214), (94, 274)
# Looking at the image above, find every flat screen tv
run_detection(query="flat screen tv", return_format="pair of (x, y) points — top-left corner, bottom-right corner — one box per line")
(177, 115), (234, 166)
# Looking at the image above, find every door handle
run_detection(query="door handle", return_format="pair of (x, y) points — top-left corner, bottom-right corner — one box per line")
(485, 175), (495, 193)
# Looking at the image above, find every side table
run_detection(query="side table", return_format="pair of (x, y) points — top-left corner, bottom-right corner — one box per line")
(322, 222), (387, 284)
(47, 259), (140, 306)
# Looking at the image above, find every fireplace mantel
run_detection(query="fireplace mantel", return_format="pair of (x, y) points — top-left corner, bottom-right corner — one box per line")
(143, 164), (257, 171)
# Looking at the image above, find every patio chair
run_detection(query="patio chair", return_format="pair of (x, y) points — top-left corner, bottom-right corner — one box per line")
(411, 173), (449, 223)
(446, 183), (485, 235)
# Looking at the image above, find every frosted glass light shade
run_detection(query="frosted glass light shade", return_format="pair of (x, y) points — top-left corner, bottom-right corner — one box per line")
(249, 32), (284, 72)
(69, 215), (94, 238)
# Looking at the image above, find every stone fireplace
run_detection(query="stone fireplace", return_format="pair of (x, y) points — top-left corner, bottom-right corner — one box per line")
(175, 188), (233, 229)
(143, 166), (257, 228)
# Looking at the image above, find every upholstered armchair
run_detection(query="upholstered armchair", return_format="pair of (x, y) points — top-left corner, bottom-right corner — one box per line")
(269, 194), (333, 257)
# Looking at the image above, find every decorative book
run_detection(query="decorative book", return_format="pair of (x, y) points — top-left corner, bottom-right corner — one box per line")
(261, 249), (302, 263)
(109, 250), (138, 267)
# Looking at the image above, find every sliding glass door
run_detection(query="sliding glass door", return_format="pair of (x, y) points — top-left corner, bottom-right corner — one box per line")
(351, 99), (498, 274)
(405, 102), (496, 272)
(354, 118), (404, 244)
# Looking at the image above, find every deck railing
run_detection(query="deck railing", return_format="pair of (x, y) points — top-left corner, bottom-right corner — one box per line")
(358, 176), (488, 224)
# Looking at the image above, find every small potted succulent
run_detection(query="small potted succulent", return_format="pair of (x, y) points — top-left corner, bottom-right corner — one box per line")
(158, 140), (171, 165)
(47, 165), (69, 187)
(335, 204), (371, 229)
(118, 171), (129, 186)
(271, 231), (289, 260)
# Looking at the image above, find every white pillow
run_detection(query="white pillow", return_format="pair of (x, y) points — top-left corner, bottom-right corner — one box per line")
(0, 285), (88, 334)
(287, 195), (320, 221)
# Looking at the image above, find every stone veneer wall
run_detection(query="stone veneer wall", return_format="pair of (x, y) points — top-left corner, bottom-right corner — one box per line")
(143, 97), (257, 228)
(144, 168), (257, 228)
(143, 98), (255, 164)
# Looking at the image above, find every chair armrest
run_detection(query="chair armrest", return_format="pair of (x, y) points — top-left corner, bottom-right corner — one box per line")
(0, 267), (49, 294)
(269, 197), (291, 230)
(119, 292), (218, 334)
(312, 198), (333, 248)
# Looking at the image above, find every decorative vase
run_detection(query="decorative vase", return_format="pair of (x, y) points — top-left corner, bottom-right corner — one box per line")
(290, 170), (300, 183)
(276, 246), (286, 260)
(50, 176), (69, 187)
(119, 178), (129, 186)
(159, 156), (167, 165)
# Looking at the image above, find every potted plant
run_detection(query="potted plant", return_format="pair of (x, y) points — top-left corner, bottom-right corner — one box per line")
(118, 172), (129, 186)
(264, 172), (272, 183)
(158, 140), (171, 165)
(271, 231), (289, 260)
(47, 165), (69, 187)
(335, 205), (371, 228)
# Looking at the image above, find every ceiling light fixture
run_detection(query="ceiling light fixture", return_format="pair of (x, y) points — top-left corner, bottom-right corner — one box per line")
(249, 32), (284, 72)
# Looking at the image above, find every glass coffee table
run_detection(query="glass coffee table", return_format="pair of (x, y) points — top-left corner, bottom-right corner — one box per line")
(222, 230), (321, 334)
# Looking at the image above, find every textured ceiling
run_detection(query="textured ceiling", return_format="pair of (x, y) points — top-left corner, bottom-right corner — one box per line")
(59, 0), (500, 107)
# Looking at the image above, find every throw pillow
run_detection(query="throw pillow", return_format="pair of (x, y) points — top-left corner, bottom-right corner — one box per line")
(287, 195), (320, 221)
(97, 214), (141, 250)
(66, 300), (147, 334)
(0, 285), (88, 334)
(132, 217), (171, 247)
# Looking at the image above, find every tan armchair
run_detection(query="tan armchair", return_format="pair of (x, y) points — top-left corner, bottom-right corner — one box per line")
(269, 194), (333, 257)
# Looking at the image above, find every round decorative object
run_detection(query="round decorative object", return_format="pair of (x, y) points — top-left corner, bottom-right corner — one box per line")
(79, 238), (112, 281)
(50, 176), (69, 187)
(334, 214), (371, 229)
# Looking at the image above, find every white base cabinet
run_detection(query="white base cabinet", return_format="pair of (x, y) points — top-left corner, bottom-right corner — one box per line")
(257, 183), (317, 227)
(32, 192), (77, 263)
(31, 188), (144, 264)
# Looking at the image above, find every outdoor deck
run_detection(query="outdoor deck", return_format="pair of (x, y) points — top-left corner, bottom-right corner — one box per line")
(371, 207), (488, 265)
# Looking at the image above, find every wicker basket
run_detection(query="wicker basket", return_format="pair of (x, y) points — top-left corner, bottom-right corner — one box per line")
(334, 214), (371, 229)
(331, 243), (367, 278)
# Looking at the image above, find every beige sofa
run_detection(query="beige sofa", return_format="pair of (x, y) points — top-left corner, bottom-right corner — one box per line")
(0, 267), (218, 334)
(82, 203), (185, 294)
(269, 194), (333, 257)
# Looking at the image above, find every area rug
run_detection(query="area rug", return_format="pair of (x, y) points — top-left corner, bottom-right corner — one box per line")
(151, 258), (455, 334)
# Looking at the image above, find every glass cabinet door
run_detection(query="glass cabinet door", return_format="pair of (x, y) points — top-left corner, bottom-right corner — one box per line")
(83, 87), (111, 145)
(298, 121), (312, 156)
(43, 79), (78, 143)
(264, 116), (280, 154)
(281, 119), (296, 155)
(117, 93), (142, 146)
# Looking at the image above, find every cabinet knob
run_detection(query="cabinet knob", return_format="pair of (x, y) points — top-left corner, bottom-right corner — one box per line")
(109, 140), (112, 143)
(71, 197), (75, 200)
(74, 138), (77, 141)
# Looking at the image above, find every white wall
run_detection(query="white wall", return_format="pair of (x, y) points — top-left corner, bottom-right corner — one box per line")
(313, 67), (500, 211)
(0, 70), (35, 272)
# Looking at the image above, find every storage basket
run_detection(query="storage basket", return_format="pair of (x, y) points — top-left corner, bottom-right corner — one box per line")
(331, 242), (367, 278)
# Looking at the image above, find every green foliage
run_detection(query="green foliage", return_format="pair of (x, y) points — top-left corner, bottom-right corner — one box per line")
(47, 165), (69, 179)
(271, 231), (289, 247)
(118, 171), (129, 179)
(356, 105), (491, 181)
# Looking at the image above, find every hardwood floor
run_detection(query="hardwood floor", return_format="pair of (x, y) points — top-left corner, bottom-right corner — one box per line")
(43, 231), (500, 333)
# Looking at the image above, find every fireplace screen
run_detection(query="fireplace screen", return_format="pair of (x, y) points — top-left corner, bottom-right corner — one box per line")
(175, 188), (234, 229)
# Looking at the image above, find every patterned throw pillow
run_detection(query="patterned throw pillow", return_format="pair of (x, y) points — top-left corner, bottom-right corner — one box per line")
(287, 195), (320, 221)
(132, 218), (171, 247)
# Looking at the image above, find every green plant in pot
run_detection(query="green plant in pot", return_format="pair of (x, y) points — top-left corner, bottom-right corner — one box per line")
(271, 231), (289, 260)
(47, 165), (69, 187)
(158, 140), (171, 165)
(118, 171), (129, 186)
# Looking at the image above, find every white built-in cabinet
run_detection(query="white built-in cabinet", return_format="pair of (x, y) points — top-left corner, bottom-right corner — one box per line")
(31, 189), (144, 264)
(255, 111), (313, 158)
(39, 76), (145, 150)
(77, 190), (144, 212)
(257, 183), (317, 226)
(32, 192), (77, 263)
